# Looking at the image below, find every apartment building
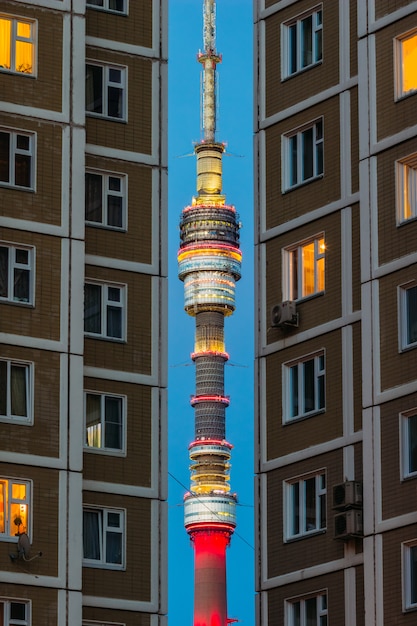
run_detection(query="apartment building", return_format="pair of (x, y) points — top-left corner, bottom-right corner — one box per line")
(254, 1), (417, 624)
(0, 1), (167, 625)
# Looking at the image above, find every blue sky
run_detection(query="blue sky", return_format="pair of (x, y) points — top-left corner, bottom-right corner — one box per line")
(168, 1), (254, 625)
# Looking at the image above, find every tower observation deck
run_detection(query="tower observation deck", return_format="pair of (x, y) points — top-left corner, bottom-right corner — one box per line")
(177, 1), (242, 625)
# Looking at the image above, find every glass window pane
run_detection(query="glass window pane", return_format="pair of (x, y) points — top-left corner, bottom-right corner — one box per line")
(86, 394), (102, 448)
(411, 545), (417, 604)
(83, 510), (101, 560)
(84, 284), (102, 333)
(15, 40), (33, 74)
(402, 34), (417, 94)
(318, 372), (325, 410)
(108, 176), (121, 191)
(110, 0), (125, 11)
(290, 135), (298, 186)
(0, 361), (7, 415)
(0, 246), (9, 298)
(406, 286), (417, 344)
(16, 134), (30, 151)
(14, 268), (29, 302)
(107, 306), (122, 338)
(289, 365), (298, 417)
(107, 86), (123, 118)
(304, 477), (316, 531)
(303, 359), (315, 412)
(10, 365), (27, 417)
(106, 531), (122, 564)
(85, 173), (103, 223)
(108, 195), (123, 228)
(289, 24), (297, 74)
(107, 511), (121, 528)
(10, 602), (26, 620)
(302, 242), (315, 296)
(306, 597), (317, 626)
(105, 396), (122, 449)
(292, 601), (301, 626)
(292, 482), (299, 535)
(315, 29), (323, 62)
(0, 131), (10, 182)
(408, 415), (417, 474)
(302, 127), (313, 180)
(88, 0), (104, 5)
(301, 15), (313, 67)
(109, 68), (121, 83)
(14, 153), (31, 188)
(0, 18), (11, 70)
(108, 287), (121, 302)
(86, 65), (103, 113)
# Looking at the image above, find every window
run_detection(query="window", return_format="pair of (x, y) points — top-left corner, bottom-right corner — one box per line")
(284, 352), (325, 422)
(283, 119), (323, 189)
(83, 507), (125, 569)
(0, 359), (32, 423)
(403, 540), (417, 610)
(85, 392), (124, 452)
(284, 235), (325, 301)
(0, 15), (35, 75)
(401, 410), (417, 479)
(395, 30), (417, 99)
(0, 478), (30, 539)
(84, 282), (126, 340)
(400, 284), (417, 350)
(286, 592), (327, 626)
(83, 622), (125, 626)
(0, 129), (34, 189)
(86, 63), (126, 120)
(0, 244), (33, 304)
(396, 155), (417, 223)
(0, 599), (30, 626)
(285, 471), (326, 540)
(86, 0), (127, 14)
(282, 6), (322, 78)
(85, 170), (127, 230)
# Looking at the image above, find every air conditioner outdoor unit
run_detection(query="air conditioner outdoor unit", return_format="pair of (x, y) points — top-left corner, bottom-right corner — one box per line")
(271, 301), (298, 328)
(333, 481), (363, 510)
(334, 509), (363, 540)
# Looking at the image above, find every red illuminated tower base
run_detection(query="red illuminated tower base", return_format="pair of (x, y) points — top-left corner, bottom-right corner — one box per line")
(193, 530), (231, 626)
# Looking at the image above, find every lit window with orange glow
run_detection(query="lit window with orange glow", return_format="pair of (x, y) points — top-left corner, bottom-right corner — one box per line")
(396, 155), (417, 223)
(396, 30), (417, 98)
(0, 479), (30, 539)
(0, 15), (35, 75)
(285, 235), (325, 301)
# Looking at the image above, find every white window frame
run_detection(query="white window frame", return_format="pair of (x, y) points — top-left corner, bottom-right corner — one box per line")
(394, 28), (417, 100)
(84, 391), (126, 454)
(283, 234), (325, 301)
(403, 539), (417, 610)
(0, 14), (36, 76)
(284, 470), (326, 541)
(83, 622), (125, 626)
(400, 409), (417, 480)
(283, 351), (325, 423)
(86, 0), (128, 14)
(0, 598), (31, 625)
(285, 590), (328, 626)
(86, 62), (127, 121)
(281, 5), (323, 79)
(0, 358), (33, 424)
(84, 281), (126, 341)
(83, 506), (125, 570)
(283, 118), (324, 190)
(85, 169), (127, 230)
(0, 242), (34, 305)
(0, 478), (31, 541)
(0, 128), (35, 190)
(398, 282), (417, 351)
(396, 155), (417, 224)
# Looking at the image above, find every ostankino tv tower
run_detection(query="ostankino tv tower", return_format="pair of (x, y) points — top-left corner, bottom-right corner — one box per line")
(177, 1), (242, 625)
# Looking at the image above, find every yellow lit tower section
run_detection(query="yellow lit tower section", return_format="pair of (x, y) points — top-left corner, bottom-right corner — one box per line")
(177, 1), (242, 624)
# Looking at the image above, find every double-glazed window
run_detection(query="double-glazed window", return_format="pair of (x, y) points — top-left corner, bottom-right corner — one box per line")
(87, 0), (127, 14)
(84, 282), (126, 340)
(86, 63), (126, 120)
(0, 244), (33, 304)
(85, 170), (127, 230)
(285, 471), (326, 540)
(282, 6), (322, 78)
(399, 284), (417, 350)
(0, 478), (30, 538)
(0, 15), (35, 75)
(0, 599), (30, 626)
(284, 119), (323, 190)
(85, 392), (124, 452)
(284, 235), (325, 301)
(0, 359), (32, 423)
(0, 129), (34, 189)
(83, 507), (125, 569)
(395, 29), (417, 99)
(396, 155), (417, 223)
(285, 592), (328, 626)
(284, 352), (325, 422)
(401, 410), (417, 479)
(403, 540), (417, 609)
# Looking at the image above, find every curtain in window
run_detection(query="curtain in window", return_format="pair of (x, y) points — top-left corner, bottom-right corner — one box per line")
(305, 597), (317, 626)
(83, 510), (101, 560)
(302, 242), (315, 296)
(15, 21), (33, 73)
(402, 36), (417, 94)
(14, 268), (29, 302)
(105, 396), (122, 449)
(0, 18), (11, 70)
(84, 284), (101, 333)
(11, 365), (27, 417)
(86, 394), (102, 447)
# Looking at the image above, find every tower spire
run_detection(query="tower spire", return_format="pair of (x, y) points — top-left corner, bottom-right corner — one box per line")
(178, 2), (242, 625)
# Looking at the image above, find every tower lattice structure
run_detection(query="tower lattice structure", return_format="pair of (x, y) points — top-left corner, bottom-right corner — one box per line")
(177, 1), (242, 625)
